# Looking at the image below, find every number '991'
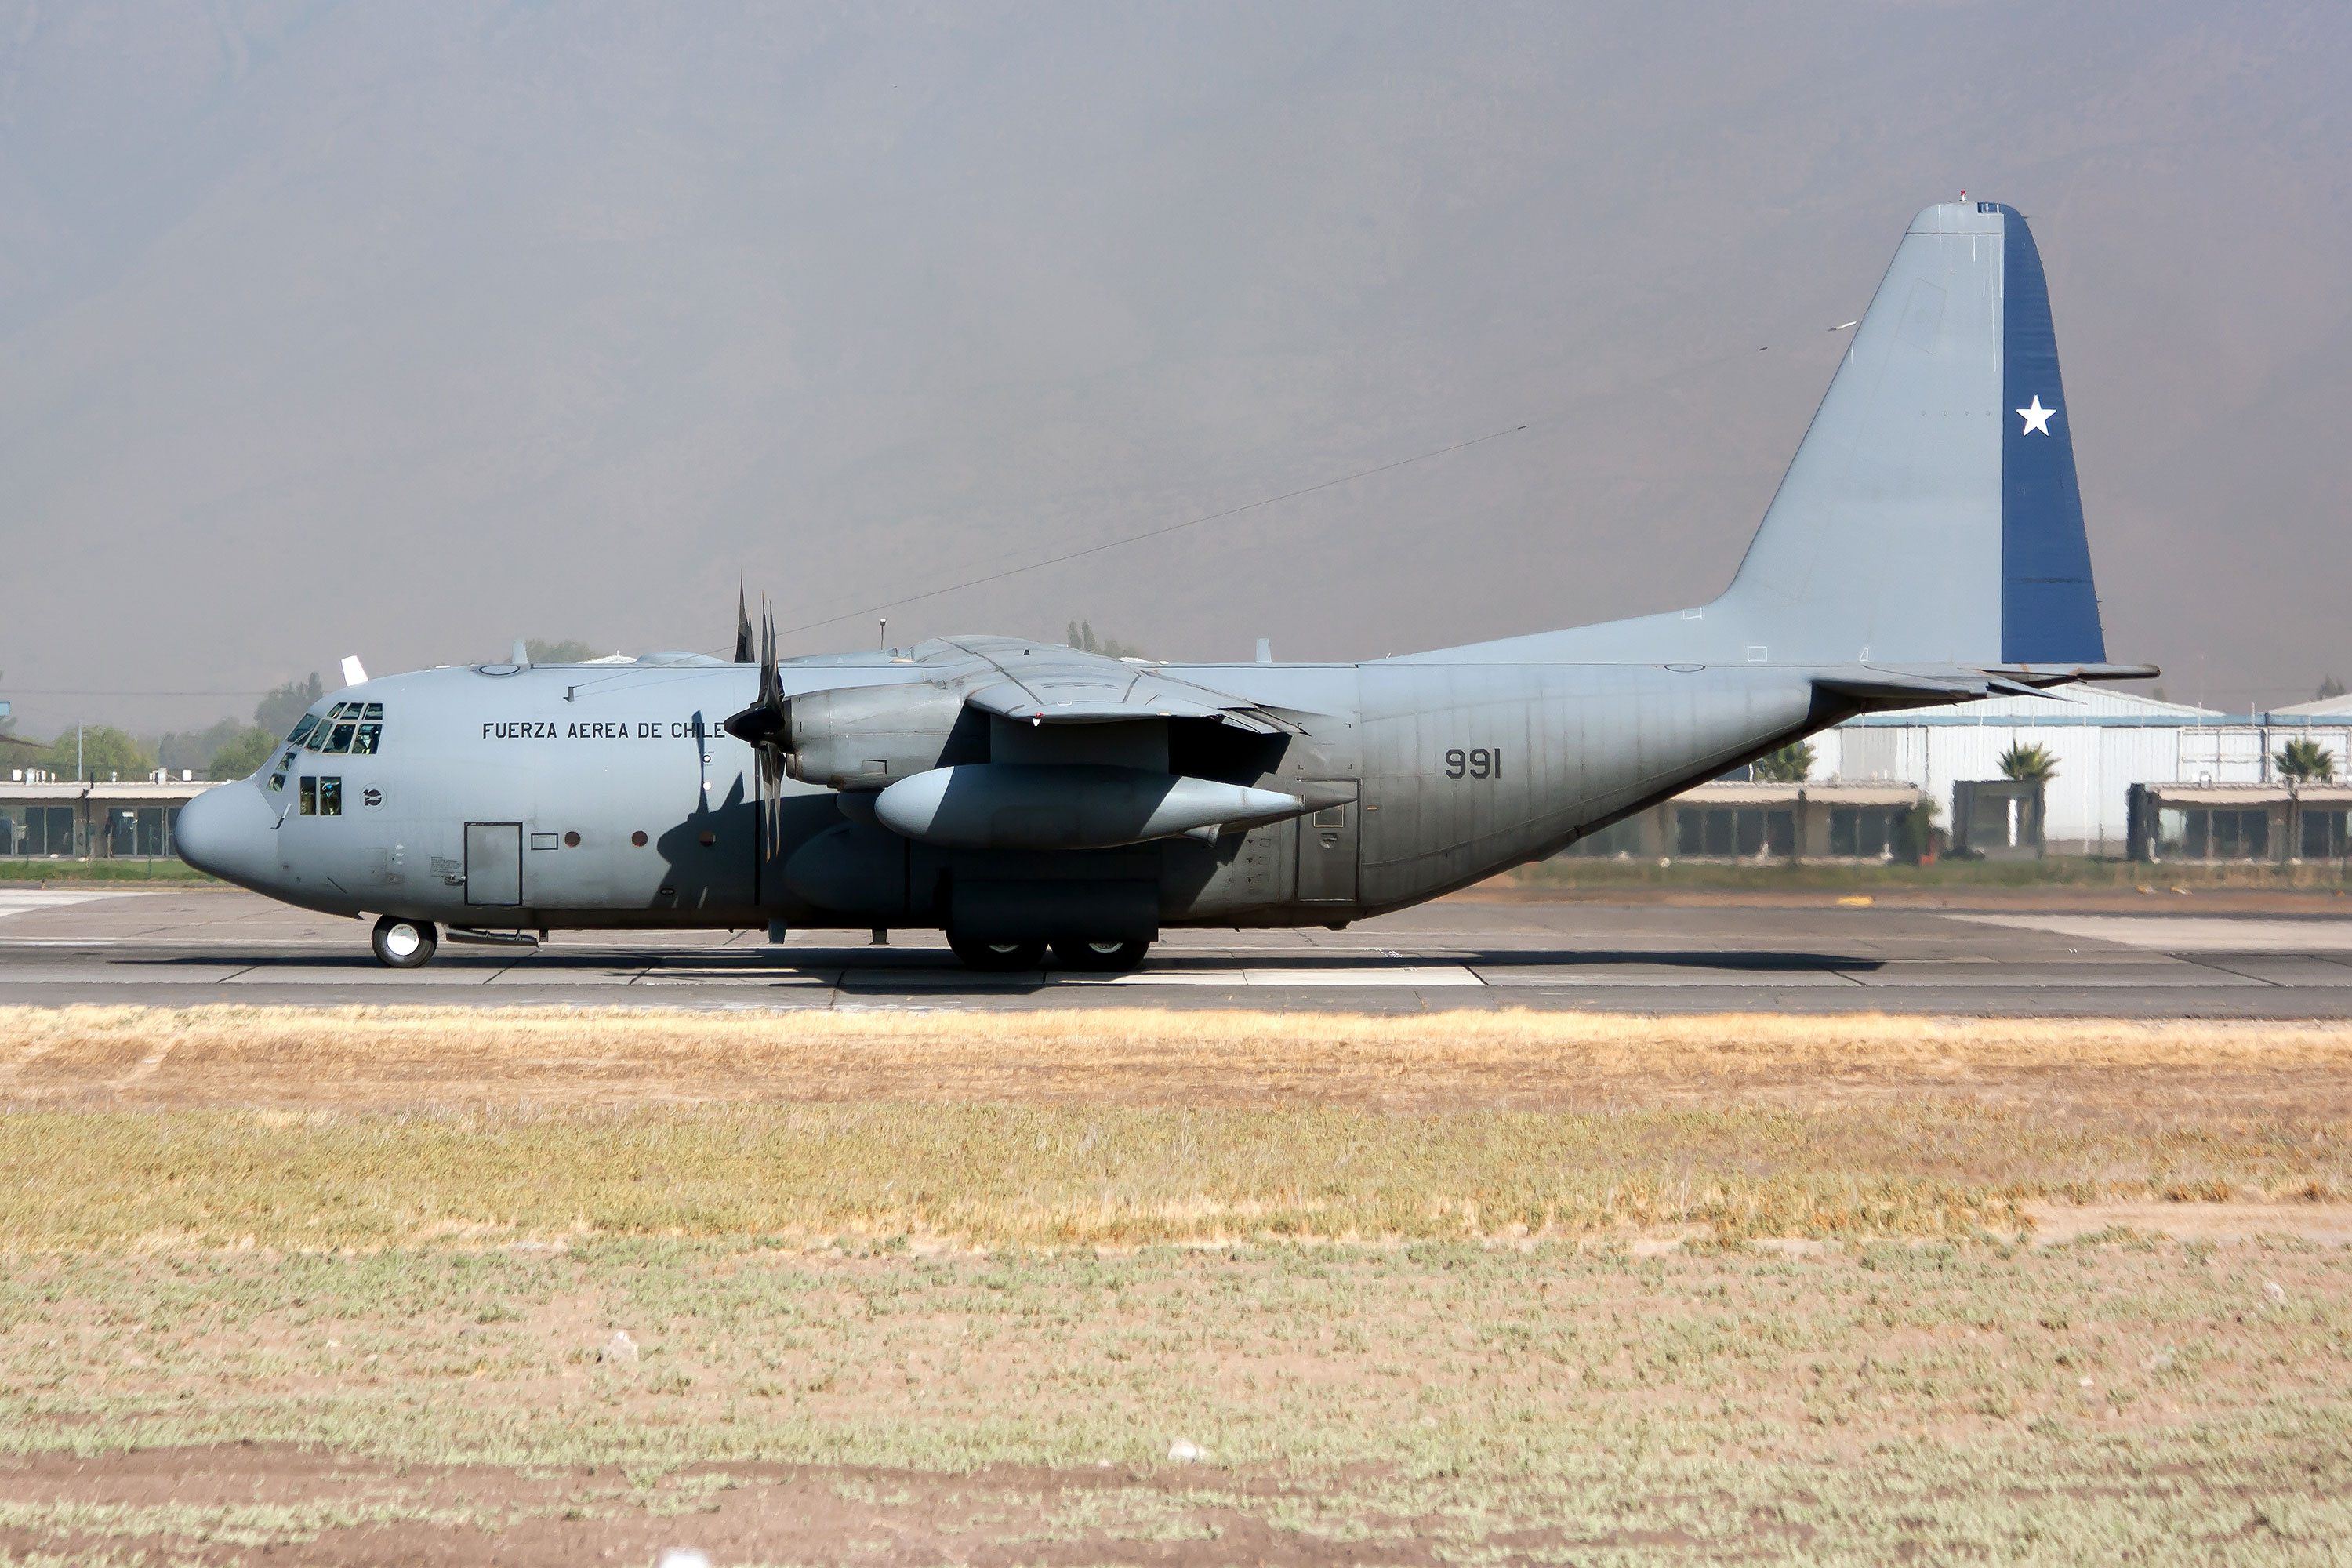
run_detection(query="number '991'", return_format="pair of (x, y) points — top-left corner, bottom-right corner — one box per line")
(1444, 747), (1500, 779)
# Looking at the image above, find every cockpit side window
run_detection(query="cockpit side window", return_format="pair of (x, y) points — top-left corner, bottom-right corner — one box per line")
(296, 700), (383, 757)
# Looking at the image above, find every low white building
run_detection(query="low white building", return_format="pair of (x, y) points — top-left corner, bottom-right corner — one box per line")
(1809, 685), (2351, 856)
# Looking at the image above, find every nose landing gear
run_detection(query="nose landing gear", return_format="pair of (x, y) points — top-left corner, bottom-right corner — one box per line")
(372, 915), (439, 969)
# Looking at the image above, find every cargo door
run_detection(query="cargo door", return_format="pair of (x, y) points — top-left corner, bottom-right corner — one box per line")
(1294, 782), (1359, 903)
(465, 822), (523, 906)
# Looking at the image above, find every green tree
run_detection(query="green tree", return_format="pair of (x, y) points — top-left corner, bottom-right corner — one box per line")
(46, 726), (155, 781)
(525, 639), (608, 663)
(1998, 742), (2058, 782)
(205, 727), (280, 781)
(1065, 620), (1150, 660)
(255, 674), (323, 737)
(2319, 674), (2348, 702)
(2277, 738), (2337, 783)
(1896, 797), (1944, 864)
(1751, 741), (1816, 782)
(159, 718), (248, 775)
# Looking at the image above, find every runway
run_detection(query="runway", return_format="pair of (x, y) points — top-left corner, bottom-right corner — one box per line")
(7, 886), (2352, 1014)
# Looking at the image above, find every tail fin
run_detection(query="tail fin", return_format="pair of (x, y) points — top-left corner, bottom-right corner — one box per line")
(1718, 201), (2104, 666)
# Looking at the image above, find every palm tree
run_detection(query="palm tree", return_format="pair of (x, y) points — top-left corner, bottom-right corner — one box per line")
(1751, 741), (1816, 782)
(2276, 738), (2337, 783)
(1997, 742), (2058, 782)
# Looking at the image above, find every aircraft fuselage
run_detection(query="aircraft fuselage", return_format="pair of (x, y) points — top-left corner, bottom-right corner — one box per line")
(187, 644), (1820, 937)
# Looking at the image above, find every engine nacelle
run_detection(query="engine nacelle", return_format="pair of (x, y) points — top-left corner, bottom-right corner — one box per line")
(785, 684), (966, 789)
(873, 763), (1305, 851)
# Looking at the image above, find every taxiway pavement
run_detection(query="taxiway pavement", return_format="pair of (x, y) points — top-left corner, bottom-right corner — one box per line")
(5, 887), (2352, 1014)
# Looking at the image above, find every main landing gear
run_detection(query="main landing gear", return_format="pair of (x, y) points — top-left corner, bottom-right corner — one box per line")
(945, 933), (1152, 973)
(372, 914), (439, 969)
(1050, 937), (1151, 972)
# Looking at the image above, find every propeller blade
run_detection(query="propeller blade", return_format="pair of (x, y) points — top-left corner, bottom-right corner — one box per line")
(720, 599), (794, 860)
(733, 583), (753, 664)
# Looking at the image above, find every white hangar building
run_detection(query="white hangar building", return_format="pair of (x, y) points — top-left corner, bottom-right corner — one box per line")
(1565, 684), (2352, 866)
(1813, 685), (2352, 858)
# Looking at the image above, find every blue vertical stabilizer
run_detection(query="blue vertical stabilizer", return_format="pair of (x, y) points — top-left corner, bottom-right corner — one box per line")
(1994, 205), (2104, 663)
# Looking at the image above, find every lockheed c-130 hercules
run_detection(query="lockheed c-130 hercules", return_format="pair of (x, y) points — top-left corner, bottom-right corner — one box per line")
(176, 200), (2152, 970)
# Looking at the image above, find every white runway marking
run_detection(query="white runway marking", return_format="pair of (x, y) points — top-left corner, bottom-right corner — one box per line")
(1954, 915), (2352, 953)
(1076, 966), (1485, 988)
(0, 891), (151, 920)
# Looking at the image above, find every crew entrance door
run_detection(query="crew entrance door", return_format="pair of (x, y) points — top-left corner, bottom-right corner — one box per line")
(465, 822), (523, 906)
(1294, 783), (1359, 903)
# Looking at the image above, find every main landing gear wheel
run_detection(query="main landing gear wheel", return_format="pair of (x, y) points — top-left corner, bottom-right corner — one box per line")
(372, 915), (439, 969)
(1050, 937), (1152, 972)
(946, 934), (1048, 972)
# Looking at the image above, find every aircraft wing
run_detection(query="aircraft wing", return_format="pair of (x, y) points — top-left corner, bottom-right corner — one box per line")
(946, 639), (1294, 733)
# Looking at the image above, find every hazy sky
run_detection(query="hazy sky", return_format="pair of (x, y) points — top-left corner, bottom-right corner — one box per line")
(3, 1), (2347, 736)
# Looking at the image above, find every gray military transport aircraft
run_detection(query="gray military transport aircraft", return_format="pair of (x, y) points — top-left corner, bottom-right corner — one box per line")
(176, 201), (2151, 971)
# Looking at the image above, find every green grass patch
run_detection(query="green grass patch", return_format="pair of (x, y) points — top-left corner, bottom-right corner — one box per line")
(0, 859), (218, 884)
(1507, 853), (2352, 893)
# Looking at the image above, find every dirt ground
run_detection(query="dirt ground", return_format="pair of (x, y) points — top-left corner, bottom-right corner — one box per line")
(6, 1236), (2351, 1565)
(4, 1005), (2350, 1564)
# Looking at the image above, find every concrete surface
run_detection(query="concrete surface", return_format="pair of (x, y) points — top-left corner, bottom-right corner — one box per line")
(5, 887), (2352, 1014)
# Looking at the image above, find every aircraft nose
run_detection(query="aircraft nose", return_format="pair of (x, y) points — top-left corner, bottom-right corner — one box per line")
(174, 782), (278, 888)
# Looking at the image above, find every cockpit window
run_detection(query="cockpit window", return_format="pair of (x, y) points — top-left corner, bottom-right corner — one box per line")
(297, 701), (384, 756)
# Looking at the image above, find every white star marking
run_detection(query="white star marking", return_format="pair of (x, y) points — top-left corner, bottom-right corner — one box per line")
(2016, 395), (2056, 436)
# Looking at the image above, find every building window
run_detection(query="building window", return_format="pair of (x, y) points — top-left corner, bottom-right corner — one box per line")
(2157, 808), (2270, 861)
(14, 805), (78, 856)
(1567, 818), (1645, 858)
(1674, 807), (1795, 858)
(1830, 807), (1903, 858)
(2304, 810), (2350, 861)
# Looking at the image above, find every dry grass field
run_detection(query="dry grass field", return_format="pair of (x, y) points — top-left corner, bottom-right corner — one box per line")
(3, 1004), (2351, 1564)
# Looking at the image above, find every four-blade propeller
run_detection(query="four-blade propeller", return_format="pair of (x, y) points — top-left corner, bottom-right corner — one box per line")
(721, 601), (791, 858)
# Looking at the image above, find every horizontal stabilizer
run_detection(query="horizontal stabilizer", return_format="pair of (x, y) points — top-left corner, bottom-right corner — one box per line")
(1813, 659), (2161, 711)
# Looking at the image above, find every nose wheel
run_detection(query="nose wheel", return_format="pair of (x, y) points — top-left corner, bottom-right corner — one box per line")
(372, 915), (439, 969)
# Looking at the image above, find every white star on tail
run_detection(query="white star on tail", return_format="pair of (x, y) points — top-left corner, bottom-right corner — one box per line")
(2017, 395), (2056, 435)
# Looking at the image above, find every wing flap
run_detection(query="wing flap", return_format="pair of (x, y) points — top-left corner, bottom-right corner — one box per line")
(962, 672), (1292, 733)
